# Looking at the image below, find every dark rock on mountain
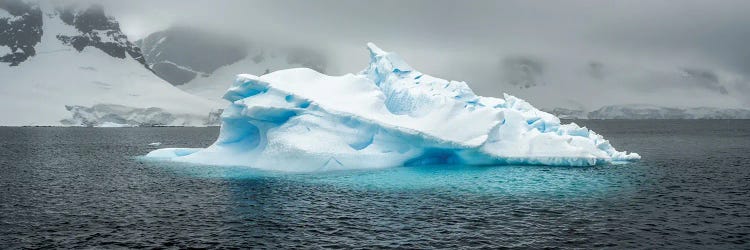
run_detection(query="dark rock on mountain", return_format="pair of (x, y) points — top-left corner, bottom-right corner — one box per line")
(0, 1), (221, 126)
(0, 0), (43, 66)
(1, 1), (148, 68)
(55, 4), (149, 69)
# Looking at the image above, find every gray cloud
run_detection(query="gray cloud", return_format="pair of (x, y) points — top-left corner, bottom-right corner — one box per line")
(587, 62), (605, 80)
(501, 56), (545, 89)
(64, 0), (750, 109)
(681, 68), (728, 95)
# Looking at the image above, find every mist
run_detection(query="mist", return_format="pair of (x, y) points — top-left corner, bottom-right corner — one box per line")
(84, 0), (750, 109)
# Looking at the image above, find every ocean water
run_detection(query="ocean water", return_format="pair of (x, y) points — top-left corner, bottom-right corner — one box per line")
(1, 120), (748, 248)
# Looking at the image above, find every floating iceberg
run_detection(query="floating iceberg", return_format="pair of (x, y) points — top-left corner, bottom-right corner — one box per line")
(147, 43), (640, 171)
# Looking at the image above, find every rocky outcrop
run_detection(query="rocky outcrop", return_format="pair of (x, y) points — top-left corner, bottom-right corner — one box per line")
(55, 4), (149, 69)
(0, 0), (43, 66)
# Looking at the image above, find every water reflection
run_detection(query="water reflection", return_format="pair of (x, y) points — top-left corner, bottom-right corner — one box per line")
(142, 159), (641, 198)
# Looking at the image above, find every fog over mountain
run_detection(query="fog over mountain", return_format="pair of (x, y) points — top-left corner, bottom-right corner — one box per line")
(4, 0), (750, 124)
(133, 25), (328, 102)
(89, 0), (750, 111)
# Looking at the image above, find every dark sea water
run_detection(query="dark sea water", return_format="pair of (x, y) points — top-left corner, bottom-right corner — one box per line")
(1, 120), (749, 249)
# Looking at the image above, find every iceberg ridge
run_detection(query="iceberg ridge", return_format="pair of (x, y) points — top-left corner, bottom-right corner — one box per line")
(146, 43), (640, 171)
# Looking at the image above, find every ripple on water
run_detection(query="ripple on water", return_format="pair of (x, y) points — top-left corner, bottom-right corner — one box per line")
(1, 122), (749, 248)
(143, 158), (640, 197)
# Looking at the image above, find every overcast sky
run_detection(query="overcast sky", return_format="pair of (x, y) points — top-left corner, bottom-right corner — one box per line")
(92, 0), (750, 109)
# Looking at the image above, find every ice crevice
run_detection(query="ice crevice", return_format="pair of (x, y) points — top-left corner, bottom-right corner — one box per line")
(146, 43), (640, 171)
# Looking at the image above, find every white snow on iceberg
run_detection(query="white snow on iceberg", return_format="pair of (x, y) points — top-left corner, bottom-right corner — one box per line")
(147, 43), (640, 171)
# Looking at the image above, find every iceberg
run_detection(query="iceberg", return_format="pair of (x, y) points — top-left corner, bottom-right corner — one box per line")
(146, 43), (640, 171)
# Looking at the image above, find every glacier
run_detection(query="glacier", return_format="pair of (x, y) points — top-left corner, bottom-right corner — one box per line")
(146, 43), (640, 171)
(61, 104), (223, 127)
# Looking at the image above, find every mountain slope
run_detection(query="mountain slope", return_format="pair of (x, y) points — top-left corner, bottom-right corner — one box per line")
(587, 105), (750, 119)
(137, 26), (328, 102)
(0, 1), (220, 126)
(135, 26), (248, 86)
(544, 105), (750, 119)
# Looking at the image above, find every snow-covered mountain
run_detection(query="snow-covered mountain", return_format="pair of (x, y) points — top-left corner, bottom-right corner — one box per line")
(134, 26), (248, 86)
(587, 105), (750, 119)
(545, 105), (750, 119)
(0, 1), (221, 126)
(136, 26), (328, 102)
(546, 108), (588, 119)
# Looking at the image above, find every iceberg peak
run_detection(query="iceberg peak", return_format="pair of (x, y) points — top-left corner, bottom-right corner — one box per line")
(366, 42), (387, 57)
(147, 44), (640, 171)
(364, 42), (414, 78)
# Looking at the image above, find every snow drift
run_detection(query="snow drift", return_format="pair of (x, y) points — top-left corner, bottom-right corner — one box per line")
(147, 43), (640, 171)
